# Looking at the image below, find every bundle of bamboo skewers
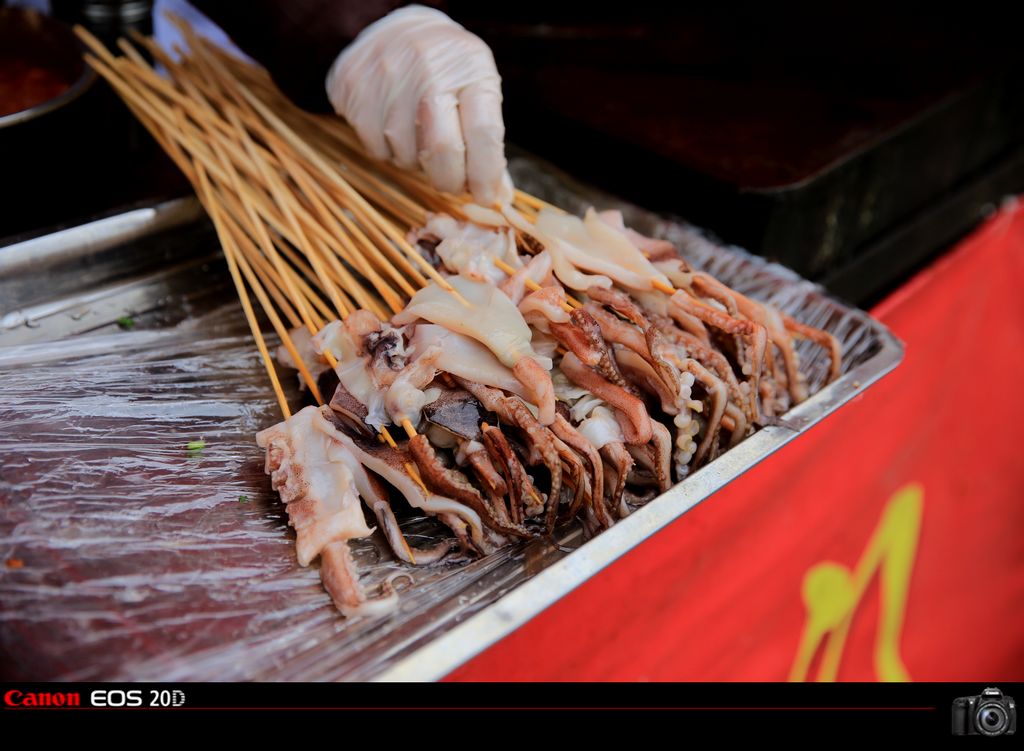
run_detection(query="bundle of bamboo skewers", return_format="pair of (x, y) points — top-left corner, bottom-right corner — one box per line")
(75, 18), (550, 421)
(74, 18), (573, 570)
(75, 18), (842, 615)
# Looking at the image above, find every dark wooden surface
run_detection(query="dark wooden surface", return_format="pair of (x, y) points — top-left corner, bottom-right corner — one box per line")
(460, 5), (1024, 304)
(5, 5), (1022, 305)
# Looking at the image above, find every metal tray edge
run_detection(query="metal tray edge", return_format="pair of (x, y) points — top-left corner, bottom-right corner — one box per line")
(0, 197), (202, 276)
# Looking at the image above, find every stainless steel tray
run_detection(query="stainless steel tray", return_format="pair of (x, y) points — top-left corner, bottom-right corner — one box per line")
(0, 158), (902, 682)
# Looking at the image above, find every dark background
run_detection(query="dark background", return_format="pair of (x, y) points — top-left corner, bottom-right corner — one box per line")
(3, 1), (1022, 306)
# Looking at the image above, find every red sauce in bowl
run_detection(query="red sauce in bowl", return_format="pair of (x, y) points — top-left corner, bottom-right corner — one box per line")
(0, 56), (71, 117)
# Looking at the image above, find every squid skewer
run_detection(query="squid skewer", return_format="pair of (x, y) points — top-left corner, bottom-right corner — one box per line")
(77, 21), (847, 619)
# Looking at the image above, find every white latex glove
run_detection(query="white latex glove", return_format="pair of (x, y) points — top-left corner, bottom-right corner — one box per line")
(326, 5), (513, 206)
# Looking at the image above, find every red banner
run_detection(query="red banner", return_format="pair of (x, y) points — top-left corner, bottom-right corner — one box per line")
(448, 199), (1024, 681)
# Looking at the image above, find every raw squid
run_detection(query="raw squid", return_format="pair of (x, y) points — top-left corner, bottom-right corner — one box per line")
(275, 326), (330, 390)
(598, 209), (678, 260)
(531, 207), (672, 292)
(394, 275), (548, 370)
(394, 275), (556, 424)
(317, 406), (493, 553)
(413, 213), (520, 285)
(314, 319), (389, 430)
(260, 198), (844, 618)
(500, 251), (554, 304)
(256, 406), (396, 617)
(410, 324), (531, 401)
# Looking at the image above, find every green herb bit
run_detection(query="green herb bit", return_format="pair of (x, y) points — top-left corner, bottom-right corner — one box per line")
(116, 316), (136, 330)
(238, 494), (249, 503)
(186, 440), (206, 452)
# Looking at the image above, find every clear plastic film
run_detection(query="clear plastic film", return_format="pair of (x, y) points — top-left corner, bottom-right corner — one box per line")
(0, 159), (891, 681)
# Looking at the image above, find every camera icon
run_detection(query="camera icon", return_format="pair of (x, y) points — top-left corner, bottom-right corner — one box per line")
(952, 687), (1016, 736)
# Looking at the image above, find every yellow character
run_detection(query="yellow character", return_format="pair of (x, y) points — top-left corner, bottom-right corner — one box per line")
(789, 483), (923, 682)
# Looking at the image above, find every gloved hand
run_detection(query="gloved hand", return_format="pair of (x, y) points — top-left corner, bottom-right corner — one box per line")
(326, 4), (513, 206)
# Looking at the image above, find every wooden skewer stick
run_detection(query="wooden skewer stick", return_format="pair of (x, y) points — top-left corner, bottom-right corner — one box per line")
(76, 44), (293, 333)
(81, 53), (323, 292)
(272, 146), (413, 310)
(82, 43), (331, 405)
(232, 108), (429, 295)
(238, 237), (325, 327)
(297, 113), (457, 203)
(513, 190), (561, 214)
(155, 46), (415, 283)
(228, 76), (472, 306)
(651, 277), (722, 315)
(225, 110), (352, 323)
(202, 113), (330, 333)
(233, 241), (301, 329)
(109, 81), (323, 401)
(169, 42), (425, 280)
(82, 46), (376, 324)
(263, 239), (347, 325)
(651, 279), (677, 296)
(226, 225), (325, 404)
(82, 32), (437, 486)
(111, 67), (307, 410)
(195, 164), (291, 418)
(288, 120), (429, 227)
(113, 39), (244, 145)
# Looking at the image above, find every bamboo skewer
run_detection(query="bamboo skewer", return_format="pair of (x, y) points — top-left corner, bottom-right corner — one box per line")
(232, 112), (352, 323)
(228, 81), (469, 305)
(79, 25), (432, 481)
(195, 164), (291, 417)
(89, 48), (406, 317)
(70, 21), (839, 577)
(206, 119), (333, 332)
(272, 144), (417, 305)
(78, 22), (688, 517)
(260, 132), (431, 291)
(228, 226), (325, 403)
(75, 23), (586, 455)
(102, 53), (327, 403)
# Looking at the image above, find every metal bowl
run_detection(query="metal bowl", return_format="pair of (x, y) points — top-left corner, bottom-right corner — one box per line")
(0, 6), (96, 130)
